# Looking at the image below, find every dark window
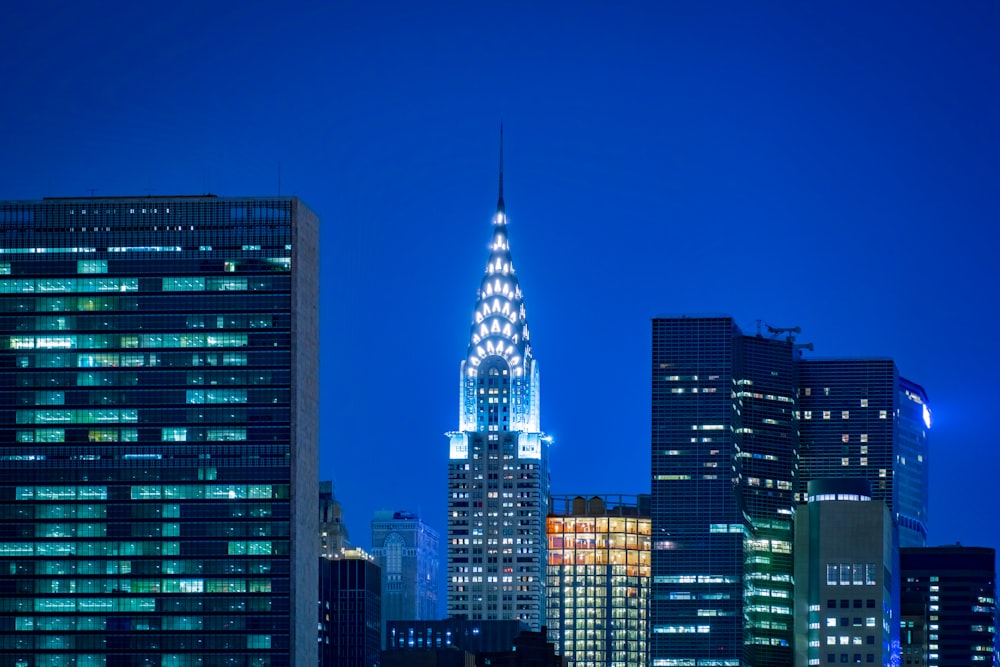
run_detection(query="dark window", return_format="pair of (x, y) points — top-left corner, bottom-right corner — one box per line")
(840, 599), (849, 608)
(853, 599), (862, 608)
(866, 599), (875, 608)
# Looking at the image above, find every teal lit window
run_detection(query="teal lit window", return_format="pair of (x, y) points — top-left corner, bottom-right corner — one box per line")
(77, 260), (108, 274)
(162, 277), (205, 291)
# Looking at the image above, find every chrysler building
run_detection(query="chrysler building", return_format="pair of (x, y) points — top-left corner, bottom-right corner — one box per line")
(446, 136), (549, 628)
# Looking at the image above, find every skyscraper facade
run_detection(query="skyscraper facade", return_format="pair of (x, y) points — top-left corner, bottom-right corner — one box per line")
(446, 149), (549, 628)
(0, 195), (319, 667)
(650, 316), (798, 667)
(371, 510), (439, 626)
(319, 549), (382, 667)
(900, 546), (998, 667)
(793, 479), (894, 667)
(546, 494), (651, 667)
(797, 360), (930, 548)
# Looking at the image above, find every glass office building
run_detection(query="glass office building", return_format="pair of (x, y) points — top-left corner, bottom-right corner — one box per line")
(546, 495), (651, 667)
(650, 316), (798, 667)
(446, 150), (549, 628)
(797, 360), (930, 548)
(0, 195), (319, 667)
(900, 546), (997, 667)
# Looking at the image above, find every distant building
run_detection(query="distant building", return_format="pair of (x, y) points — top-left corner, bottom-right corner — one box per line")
(0, 195), (319, 667)
(321, 480), (351, 556)
(386, 618), (528, 654)
(319, 549), (382, 667)
(651, 316), (798, 666)
(900, 545), (997, 667)
(794, 479), (894, 667)
(447, 139), (549, 628)
(371, 509), (439, 632)
(797, 360), (930, 548)
(546, 494), (651, 667)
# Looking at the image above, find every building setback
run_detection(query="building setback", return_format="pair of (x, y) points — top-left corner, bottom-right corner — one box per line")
(446, 142), (549, 628)
(900, 545), (998, 667)
(0, 195), (318, 667)
(546, 495), (651, 667)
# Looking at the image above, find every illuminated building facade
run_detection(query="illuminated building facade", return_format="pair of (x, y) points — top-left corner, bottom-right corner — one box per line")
(371, 510), (439, 629)
(900, 546), (997, 667)
(546, 495), (651, 667)
(797, 360), (930, 548)
(446, 144), (549, 628)
(0, 196), (319, 667)
(319, 549), (382, 667)
(650, 316), (798, 667)
(794, 479), (894, 667)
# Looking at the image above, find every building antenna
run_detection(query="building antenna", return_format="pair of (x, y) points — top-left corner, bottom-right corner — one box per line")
(87, 188), (96, 197)
(278, 162), (282, 197)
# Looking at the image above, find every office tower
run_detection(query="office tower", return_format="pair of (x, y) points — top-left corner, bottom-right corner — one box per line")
(797, 360), (929, 548)
(371, 510), (439, 627)
(650, 316), (798, 667)
(321, 480), (351, 556)
(319, 549), (382, 667)
(446, 142), (549, 627)
(0, 196), (319, 667)
(794, 480), (894, 667)
(546, 495), (651, 667)
(900, 546), (997, 667)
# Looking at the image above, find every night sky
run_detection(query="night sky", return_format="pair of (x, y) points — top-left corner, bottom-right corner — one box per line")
(2, 1), (998, 601)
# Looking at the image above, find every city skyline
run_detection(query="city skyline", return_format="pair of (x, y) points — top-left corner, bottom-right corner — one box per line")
(1, 0), (998, 601)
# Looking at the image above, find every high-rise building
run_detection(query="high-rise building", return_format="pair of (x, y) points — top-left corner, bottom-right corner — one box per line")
(794, 479), (894, 667)
(900, 545), (997, 667)
(446, 141), (549, 628)
(0, 195), (319, 667)
(371, 510), (439, 628)
(650, 316), (798, 667)
(321, 480), (351, 557)
(319, 548), (382, 667)
(546, 494), (651, 667)
(797, 359), (930, 548)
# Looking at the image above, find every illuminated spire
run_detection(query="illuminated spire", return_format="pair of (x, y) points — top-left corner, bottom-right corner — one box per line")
(458, 135), (539, 433)
(497, 122), (505, 213)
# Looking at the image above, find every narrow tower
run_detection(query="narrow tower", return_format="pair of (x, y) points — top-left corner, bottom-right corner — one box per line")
(446, 135), (548, 628)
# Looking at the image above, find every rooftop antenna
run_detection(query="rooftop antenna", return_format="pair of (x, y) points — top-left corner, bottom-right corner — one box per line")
(278, 161), (282, 197)
(87, 188), (96, 197)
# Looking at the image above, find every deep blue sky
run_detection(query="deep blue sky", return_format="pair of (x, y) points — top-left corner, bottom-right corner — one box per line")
(2, 2), (998, 575)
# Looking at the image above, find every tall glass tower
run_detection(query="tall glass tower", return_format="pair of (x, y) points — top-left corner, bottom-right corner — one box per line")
(650, 316), (798, 667)
(797, 359), (930, 548)
(0, 195), (319, 667)
(446, 142), (549, 628)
